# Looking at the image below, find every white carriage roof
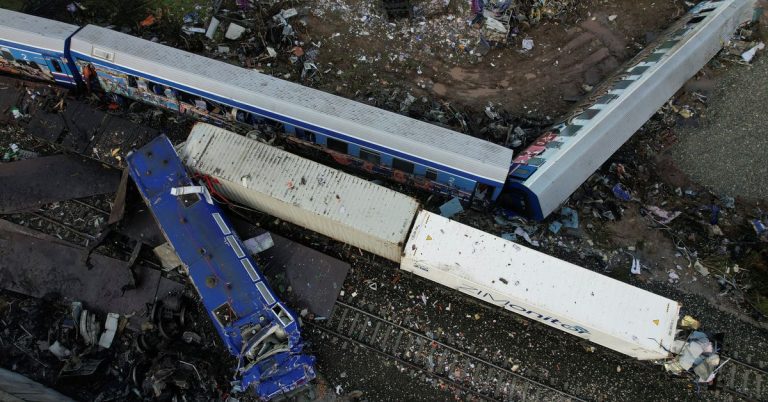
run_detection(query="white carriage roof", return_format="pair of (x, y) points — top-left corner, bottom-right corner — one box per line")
(70, 24), (513, 183)
(0, 9), (79, 52)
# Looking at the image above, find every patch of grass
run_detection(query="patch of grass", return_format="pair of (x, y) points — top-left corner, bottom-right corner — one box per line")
(0, 0), (25, 11)
(149, 0), (211, 23)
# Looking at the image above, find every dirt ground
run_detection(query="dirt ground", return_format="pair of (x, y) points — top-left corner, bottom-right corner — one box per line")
(308, 0), (689, 120)
(1, 1), (767, 401)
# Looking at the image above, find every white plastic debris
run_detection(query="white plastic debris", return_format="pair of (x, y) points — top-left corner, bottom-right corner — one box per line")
(514, 227), (539, 247)
(98, 313), (120, 349)
(205, 17), (220, 39)
(182, 26), (206, 35)
(153, 242), (182, 270)
(48, 341), (72, 360)
(170, 185), (212, 204)
(170, 185), (204, 196)
(630, 257), (642, 275)
(522, 38), (534, 51)
(243, 232), (275, 254)
(668, 271), (680, 283)
(608, 15), (618, 22)
(79, 310), (100, 346)
(741, 42), (765, 63)
(484, 16), (507, 33)
(693, 260), (710, 276)
(225, 23), (246, 40)
(278, 8), (298, 19)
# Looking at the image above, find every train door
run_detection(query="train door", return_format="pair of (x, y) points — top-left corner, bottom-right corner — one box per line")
(44, 56), (74, 86)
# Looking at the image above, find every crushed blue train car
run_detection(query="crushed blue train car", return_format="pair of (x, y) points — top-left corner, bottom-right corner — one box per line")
(126, 135), (316, 400)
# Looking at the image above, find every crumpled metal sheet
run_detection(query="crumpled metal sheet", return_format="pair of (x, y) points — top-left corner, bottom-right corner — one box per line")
(0, 219), (183, 327)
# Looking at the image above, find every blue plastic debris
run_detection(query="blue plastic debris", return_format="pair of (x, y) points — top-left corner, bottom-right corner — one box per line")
(548, 221), (562, 234)
(560, 207), (579, 229)
(501, 233), (516, 241)
(494, 215), (511, 226)
(709, 205), (720, 225)
(439, 197), (464, 218)
(722, 196), (735, 209)
(612, 183), (632, 201)
(183, 12), (199, 24)
(752, 219), (766, 236)
(126, 136), (315, 400)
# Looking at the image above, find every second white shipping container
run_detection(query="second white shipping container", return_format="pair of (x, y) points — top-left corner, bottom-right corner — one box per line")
(180, 123), (420, 262)
(401, 210), (680, 360)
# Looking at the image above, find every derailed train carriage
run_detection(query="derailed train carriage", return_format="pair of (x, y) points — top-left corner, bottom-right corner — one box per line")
(0, 0), (756, 221)
(126, 135), (316, 400)
(181, 122), (681, 361)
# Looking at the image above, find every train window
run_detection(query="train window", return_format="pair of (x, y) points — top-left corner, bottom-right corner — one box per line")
(297, 129), (316, 143)
(256, 281), (276, 305)
(659, 40), (679, 50)
(127, 75), (138, 88)
(392, 157), (414, 174)
(577, 109), (600, 120)
(326, 137), (348, 154)
(613, 80), (634, 90)
(359, 148), (381, 164)
(50, 59), (63, 73)
(226, 235), (246, 258)
(425, 168), (438, 180)
(272, 305), (294, 327)
(151, 83), (165, 96)
(645, 52), (664, 63)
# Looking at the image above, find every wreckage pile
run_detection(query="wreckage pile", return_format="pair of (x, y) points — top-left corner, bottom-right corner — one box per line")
(0, 290), (235, 401)
(665, 322), (723, 383)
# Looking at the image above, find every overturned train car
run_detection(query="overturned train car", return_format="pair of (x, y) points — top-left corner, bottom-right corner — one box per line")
(126, 135), (316, 400)
(0, 1), (756, 220)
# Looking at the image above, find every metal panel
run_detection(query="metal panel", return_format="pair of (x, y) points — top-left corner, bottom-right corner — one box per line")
(521, 0), (756, 218)
(69, 25), (513, 184)
(180, 123), (420, 262)
(400, 211), (680, 360)
(0, 9), (79, 52)
(0, 219), (183, 329)
(0, 154), (121, 213)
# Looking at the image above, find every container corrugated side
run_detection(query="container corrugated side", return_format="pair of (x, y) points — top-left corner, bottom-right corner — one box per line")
(401, 211), (680, 360)
(180, 123), (419, 262)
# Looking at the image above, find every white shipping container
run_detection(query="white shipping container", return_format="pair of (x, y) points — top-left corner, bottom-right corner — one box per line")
(401, 211), (680, 360)
(180, 123), (420, 262)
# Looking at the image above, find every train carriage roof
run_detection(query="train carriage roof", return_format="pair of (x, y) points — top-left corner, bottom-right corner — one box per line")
(70, 24), (513, 184)
(0, 9), (80, 53)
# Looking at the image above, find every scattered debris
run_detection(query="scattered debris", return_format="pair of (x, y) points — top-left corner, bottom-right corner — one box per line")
(439, 197), (464, 218)
(741, 42), (765, 62)
(225, 23), (246, 40)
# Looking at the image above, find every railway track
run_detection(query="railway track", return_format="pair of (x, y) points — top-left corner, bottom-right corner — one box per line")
(7, 196), (112, 247)
(309, 300), (585, 402)
(718, 354), (768, 401)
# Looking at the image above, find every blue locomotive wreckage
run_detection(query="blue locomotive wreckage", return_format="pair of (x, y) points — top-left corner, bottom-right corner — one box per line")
(126, 135), (316, 400)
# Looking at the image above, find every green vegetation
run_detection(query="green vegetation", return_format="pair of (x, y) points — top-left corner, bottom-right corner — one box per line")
(0, 0), (25, 11)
